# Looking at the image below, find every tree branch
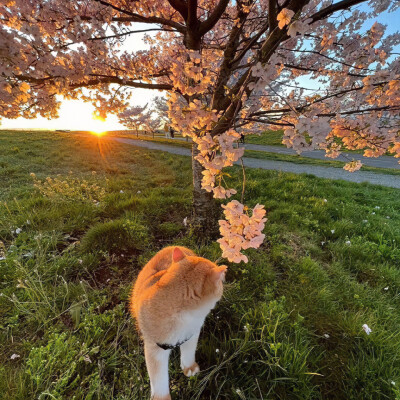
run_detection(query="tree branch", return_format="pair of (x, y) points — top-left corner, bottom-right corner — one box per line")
(88, 28), (177, 41)
(187, 0), (199, 27)
(90, 0), (186, 32)
(72, 78), (173, 90)
(199, 0), (230, 35)
(282, 63), (367, 77)
(230, 22), (269, 66)
(268, 0), (278, 31)
(249, 81), (394, 117)
(309, 0), (368, 23)
(241, 117), (293, 126)
(212, 5), (249, 109)
(166, 0), (188, 20)
(316, 105), (400, 117)
(14, 74), (173, 91)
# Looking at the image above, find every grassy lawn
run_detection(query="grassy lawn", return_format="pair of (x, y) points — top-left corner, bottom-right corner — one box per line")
(245, 130), (285, 146)
(1, 130), (400, 400)
(102, 129), (285, 147)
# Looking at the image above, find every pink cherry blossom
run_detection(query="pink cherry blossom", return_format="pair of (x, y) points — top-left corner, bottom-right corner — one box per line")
(218, 201), (267, 263)
(277, 9), (295, 29)
(343, 160), (362, 172)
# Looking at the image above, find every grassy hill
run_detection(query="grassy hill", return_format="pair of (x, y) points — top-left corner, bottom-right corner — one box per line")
(1, 130), (400, 399)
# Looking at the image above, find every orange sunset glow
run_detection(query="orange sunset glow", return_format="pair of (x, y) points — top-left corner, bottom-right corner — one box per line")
(89, 114), (109, 136)
(0, 93), (155, 131)
(91, 130), (106, 137)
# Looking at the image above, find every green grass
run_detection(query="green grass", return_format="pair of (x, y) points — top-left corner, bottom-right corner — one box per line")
(245, 130), (285, 146)
(87, 130), (194, 149)
(1, 130), (400, 399)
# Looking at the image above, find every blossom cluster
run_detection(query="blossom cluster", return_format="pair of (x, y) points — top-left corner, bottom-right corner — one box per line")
(217, 201), (267, 263)
(195, 130), (244, 199)
(343, 160), (362, 172)
(167, 95), (218, 138)
(283, 116), (332, 154)
(170, 51), (213, 96)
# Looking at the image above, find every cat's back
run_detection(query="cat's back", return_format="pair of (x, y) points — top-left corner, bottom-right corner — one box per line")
(130, 246), (195, 317)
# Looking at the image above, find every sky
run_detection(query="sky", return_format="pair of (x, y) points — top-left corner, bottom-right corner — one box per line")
(1, 22), (159, 131)
(1, 88), (157, 131)
(1, 3), (399, 131)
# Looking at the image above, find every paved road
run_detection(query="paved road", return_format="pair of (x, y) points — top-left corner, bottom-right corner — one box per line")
(110, 137), (400, 189)
(244, 143), (399, 169)
(165, 136), (399, 169)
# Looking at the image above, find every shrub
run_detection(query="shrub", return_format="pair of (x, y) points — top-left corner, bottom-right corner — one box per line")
(80, 217), (149, 254)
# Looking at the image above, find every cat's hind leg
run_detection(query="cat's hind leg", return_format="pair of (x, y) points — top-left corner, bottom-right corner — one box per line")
(180, 331), (200, 377)
(144, 341), (171, 400)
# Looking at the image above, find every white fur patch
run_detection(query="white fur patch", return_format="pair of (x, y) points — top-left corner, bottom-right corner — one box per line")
(166, 298), (217, 345)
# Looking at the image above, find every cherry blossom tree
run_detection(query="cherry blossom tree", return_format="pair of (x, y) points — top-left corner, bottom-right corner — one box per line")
(118, 104), (150, 135)
(119, 104), (161, 136)
(1, 0), (399, 262)
(152, 96), (169, 127)
(145, 116), (161, 138)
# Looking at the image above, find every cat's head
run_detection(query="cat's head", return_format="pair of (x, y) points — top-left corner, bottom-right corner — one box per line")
(172, 247), (227, 302)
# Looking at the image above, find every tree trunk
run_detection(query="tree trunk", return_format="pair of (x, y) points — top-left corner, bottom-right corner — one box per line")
(184, 28), (218, 236)
(191, 142), (218, 236)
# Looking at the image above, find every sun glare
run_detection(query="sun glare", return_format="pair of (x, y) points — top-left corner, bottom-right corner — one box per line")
(0, 100), (130, 131)
(91, 130), (106, 137)
(89, 114), (112, 137)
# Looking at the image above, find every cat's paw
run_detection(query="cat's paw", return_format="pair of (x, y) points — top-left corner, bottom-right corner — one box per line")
(183, 362), (200, 377)
(151, 395), (171, 400)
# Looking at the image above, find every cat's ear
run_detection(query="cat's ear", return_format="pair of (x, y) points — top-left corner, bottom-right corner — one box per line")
(212, 265), (227, 282)
(173, 247), (186, 263)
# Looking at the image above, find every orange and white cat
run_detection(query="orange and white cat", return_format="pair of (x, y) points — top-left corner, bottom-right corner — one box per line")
(130, 246), (227, 400)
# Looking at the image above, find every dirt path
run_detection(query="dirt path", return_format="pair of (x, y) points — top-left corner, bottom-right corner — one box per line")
(110, 137), (400, 189)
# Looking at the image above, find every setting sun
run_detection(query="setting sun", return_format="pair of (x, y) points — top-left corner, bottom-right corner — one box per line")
(0, 100), (130, 131)
(90, 130), (106, 137)
(87, 113), (114, 135)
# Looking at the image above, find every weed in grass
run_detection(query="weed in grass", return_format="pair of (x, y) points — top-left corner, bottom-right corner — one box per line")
(31, 172), (107, 203)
